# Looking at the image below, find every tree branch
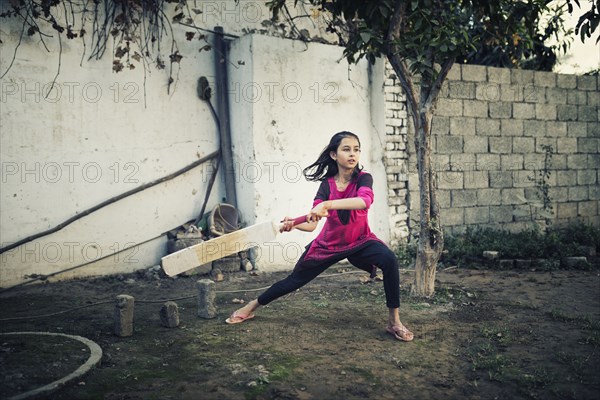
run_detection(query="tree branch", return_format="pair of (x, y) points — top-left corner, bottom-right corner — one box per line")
(385, 0), (419, 125)
(45, 29), (62, 99)
(387, 0), (404, 40)
(387, 54), (419, 127)
(424, 57), (455, 112)
(0, 7), (27, 79)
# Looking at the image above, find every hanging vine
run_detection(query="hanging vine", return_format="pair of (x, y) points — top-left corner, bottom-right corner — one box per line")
(0, 0), (216, 96)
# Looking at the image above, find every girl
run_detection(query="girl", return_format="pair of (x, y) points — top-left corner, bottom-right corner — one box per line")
(225, 131), (413, 342)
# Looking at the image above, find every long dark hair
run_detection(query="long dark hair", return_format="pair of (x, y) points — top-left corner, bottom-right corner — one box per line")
(303, 131), (363, 182)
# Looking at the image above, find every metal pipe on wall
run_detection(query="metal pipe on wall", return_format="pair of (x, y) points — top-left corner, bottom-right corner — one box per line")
(213, 26), (237, 208)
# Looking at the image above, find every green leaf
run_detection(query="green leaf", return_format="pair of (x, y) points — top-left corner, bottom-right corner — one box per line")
(580, 23), (589, 42)
(360, 32), (371, 43)
(414, 18), (422, 30)
(172, 12), (184, 23)
(379, 4), (390, 18)
(590, 16), (599, 33)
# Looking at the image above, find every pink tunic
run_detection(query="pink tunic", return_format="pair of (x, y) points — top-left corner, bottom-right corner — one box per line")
(302, 172), (383, 265)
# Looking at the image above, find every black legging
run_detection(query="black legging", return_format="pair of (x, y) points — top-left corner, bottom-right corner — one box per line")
(257, 241), (401, 308)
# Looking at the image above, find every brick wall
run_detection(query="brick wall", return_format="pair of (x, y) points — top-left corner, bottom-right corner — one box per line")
(384, 63), (410, 246)
(385, 63), (599, 238)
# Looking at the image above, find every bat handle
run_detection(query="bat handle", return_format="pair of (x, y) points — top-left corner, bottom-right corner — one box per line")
(290, 215), (308, 226)
(279, 215), (308, 227)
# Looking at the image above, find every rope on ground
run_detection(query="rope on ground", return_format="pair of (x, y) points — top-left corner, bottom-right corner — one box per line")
(0, 301), (114, 322)
(216, 270), (368, 293)
(0, 269), (389, 322)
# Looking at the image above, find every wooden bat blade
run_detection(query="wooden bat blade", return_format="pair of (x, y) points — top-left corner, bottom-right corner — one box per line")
(161, 221), (278, 277)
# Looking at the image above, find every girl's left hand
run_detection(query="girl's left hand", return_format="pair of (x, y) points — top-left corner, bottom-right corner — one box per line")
(279, 217), (295, 233)
(308, 201), (330, 222)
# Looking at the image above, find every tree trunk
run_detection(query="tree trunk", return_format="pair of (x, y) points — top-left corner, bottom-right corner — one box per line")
(384, 41), (452, 298)
(410, 110), (444, 298)
(412, 248), (437, 296)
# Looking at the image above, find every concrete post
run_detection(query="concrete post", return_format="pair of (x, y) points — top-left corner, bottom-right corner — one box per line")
(197, 279), (217, 319)
(114, 295), (134, 337)
(160, 301), (180, 328)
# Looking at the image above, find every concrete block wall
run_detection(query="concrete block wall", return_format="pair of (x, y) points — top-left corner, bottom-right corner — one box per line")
(385, 63), (599, 237)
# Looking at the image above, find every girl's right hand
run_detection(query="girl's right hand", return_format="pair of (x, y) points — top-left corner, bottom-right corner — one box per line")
(307, 201), (330, 223)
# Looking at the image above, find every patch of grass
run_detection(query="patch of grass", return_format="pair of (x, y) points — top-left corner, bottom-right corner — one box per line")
(498, 301), (539, 312)
(469, 342), (509, 381)
(408, 303), (432, 311)
(312, 301), (330, 308)
(244, 382), (269, 399)
(516, 366), (553, 389)
(347, 365), (381, 384)
(547, 310), (600, 346)
(445, 227), (543, 263)
(443, 222), (599, 269)
(244, 353), (302, 400)
(559, 222), (600, 250)
(355, 285), (383, 299)
(547, 310), (599, 329)
(512, 366), (556, 398)
(581, 330), (600, 346)
(269, 355), (301, 381)
(466, 324), (518, 383)
(555, 351), (589, 380)
(391, 356), (417, 370)
(431, 286), (475, 305)
(395, 242), (417, 268)
(480, 324), (512, 347)
(547, 309), (577, 323)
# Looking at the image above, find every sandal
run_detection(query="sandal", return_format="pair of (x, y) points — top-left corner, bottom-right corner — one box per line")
(225, 311), (255, 325)
(386, 324), (414, 342)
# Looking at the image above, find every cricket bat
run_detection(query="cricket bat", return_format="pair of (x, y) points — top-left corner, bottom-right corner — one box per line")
(161, 215), (307, 277)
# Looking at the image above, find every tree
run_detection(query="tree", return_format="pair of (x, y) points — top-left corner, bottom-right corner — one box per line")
(460, 0), (573, 71)
(566, 0), (600, 44)
(268, 0), (561, 297)
(0, 0), (214, 95)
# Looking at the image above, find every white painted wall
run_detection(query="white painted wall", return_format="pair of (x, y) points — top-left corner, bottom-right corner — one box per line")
(228, 34), (390, 271)
(0, 4), (389, 287)
(0, 10), (231, 287)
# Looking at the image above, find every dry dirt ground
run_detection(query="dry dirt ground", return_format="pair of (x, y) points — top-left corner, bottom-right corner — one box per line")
(1, 265), (599, 400)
